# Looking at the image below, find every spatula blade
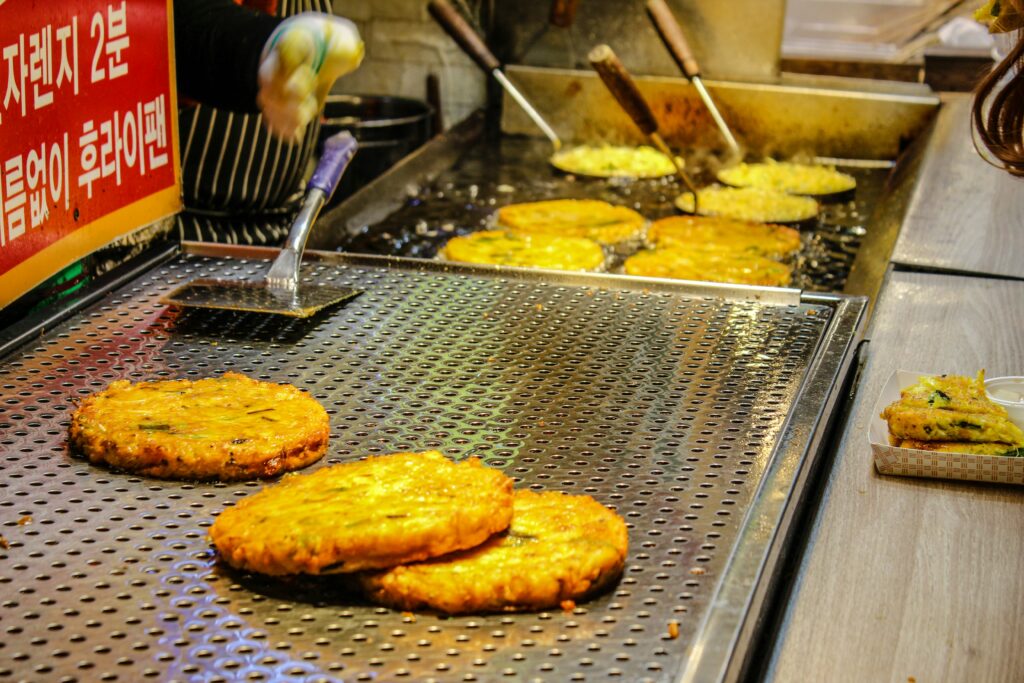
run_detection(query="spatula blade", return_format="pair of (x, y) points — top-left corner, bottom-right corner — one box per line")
(161, 278), (362, 318)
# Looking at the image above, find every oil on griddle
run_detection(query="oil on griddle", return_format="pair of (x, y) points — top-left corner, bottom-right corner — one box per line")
(342, 135), (886, 292)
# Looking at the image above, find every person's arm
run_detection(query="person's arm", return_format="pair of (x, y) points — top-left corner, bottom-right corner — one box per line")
(173, 0), (280, 112)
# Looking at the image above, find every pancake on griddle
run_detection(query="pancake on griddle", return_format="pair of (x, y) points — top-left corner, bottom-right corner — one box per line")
(358, 490), (628, 614)
(880, 371), (1024, 447)
(442, 229), (606, 271)
(624, 247), (793, 287)
(69, 372), (329, 481)
(496, 199), (646, 246)
(647, 215), (801, 260)
(674, 186), (819, 224)
(717, 160), (856, 197)
(550, 144), (676, 178)
(210, 451), (514, 575)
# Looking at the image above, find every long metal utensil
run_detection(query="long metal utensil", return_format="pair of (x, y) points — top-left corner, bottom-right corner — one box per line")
(428, 0), (562, 152)
(645, 0), (741, 158)
(162, 132), (360, 318)
(588, 43), (700, 211)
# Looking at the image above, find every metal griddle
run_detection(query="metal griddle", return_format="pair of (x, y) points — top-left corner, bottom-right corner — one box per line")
(337, 133), (886, 293)
(314, 65), (941, 304)
(0, 243), (865, 682)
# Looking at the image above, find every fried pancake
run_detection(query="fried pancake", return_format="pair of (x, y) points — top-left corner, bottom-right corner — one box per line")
(647, 215), (801, 259)
(674, 186), (819, 224)
(880, 372), (1024, 445)
(69, 372), (329, 481)
(898, 439), (1023, 457)
(882, 406), (1024, 444)
(442, 229), (605, 271)
(210, 451), (514, 575)
(358, 490), (628, 614)
(624, 247), (793, 287)
(496, 199), (646, 245)
(895, 371), (1003, 415)
(550, 144), (677, 178)
(717, 161), (856, 196)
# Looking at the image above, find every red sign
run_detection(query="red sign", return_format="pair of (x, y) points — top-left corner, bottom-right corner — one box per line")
(0, 0), (181, 308)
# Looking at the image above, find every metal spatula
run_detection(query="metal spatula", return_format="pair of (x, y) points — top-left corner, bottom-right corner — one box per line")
(163, 131), (361, 318)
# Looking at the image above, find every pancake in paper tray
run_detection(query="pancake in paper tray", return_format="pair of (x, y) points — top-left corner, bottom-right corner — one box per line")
(871, 370), (1024, 485)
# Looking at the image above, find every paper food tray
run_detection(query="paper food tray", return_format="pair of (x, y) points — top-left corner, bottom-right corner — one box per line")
(870, 370), (1024, 485)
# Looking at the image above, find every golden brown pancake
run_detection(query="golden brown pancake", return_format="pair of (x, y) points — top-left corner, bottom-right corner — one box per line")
(550, 144), (676, 178)
(442, 229), (605, 271)
(880, 372), (1024, 446)
(69, 372), (329, 481)
(624, 247), (793, 287)
(674, 186), (819, 223)
(209, 451), (514, 575)
(496, 199), (646, 245)
(897, 439), (1022, 456)
(358, 490), (628, 614)
(717, 161), (856, 196)
(647, 215), (801, 259)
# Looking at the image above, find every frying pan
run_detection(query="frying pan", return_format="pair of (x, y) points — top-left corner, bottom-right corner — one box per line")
(427, 0), (678, 180)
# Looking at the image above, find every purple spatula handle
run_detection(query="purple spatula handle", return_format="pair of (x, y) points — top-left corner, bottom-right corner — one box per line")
(308, 131), (358, 200)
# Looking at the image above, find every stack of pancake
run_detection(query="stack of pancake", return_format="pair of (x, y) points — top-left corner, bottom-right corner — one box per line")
(211, 450), (630, 614)
(880, 371), (1024, 456)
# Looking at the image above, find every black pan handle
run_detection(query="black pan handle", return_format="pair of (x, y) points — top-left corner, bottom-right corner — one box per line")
(428, 0), (501, 72)
(646, 0), (700, 79)
(588, 44), (659, 136)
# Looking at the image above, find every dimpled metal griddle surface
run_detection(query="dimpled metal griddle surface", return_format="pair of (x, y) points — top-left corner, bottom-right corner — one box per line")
(0, 252), (834, 683)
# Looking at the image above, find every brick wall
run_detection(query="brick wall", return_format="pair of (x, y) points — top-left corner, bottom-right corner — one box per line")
(331, 0), (487, 129)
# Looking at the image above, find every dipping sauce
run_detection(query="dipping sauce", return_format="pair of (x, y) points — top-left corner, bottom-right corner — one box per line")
(985, 375), (1024, 427)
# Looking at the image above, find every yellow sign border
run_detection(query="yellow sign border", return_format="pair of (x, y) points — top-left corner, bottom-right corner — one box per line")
(0, 0), (182, 310)
(0, 186), (181, 307)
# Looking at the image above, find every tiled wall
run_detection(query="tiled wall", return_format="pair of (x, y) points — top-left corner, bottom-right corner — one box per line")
(332, 0), (487, 128)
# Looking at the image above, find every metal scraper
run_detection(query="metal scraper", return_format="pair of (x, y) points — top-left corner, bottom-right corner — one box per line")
(163, 131), (361, 318)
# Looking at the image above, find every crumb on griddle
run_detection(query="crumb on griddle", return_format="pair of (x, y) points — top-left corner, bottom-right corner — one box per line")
(668, 620), (680, 639)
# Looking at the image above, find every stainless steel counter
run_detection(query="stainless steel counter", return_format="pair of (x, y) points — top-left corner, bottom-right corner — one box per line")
(0, 244), (865, 683)
(767, 270), (1024, 682)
